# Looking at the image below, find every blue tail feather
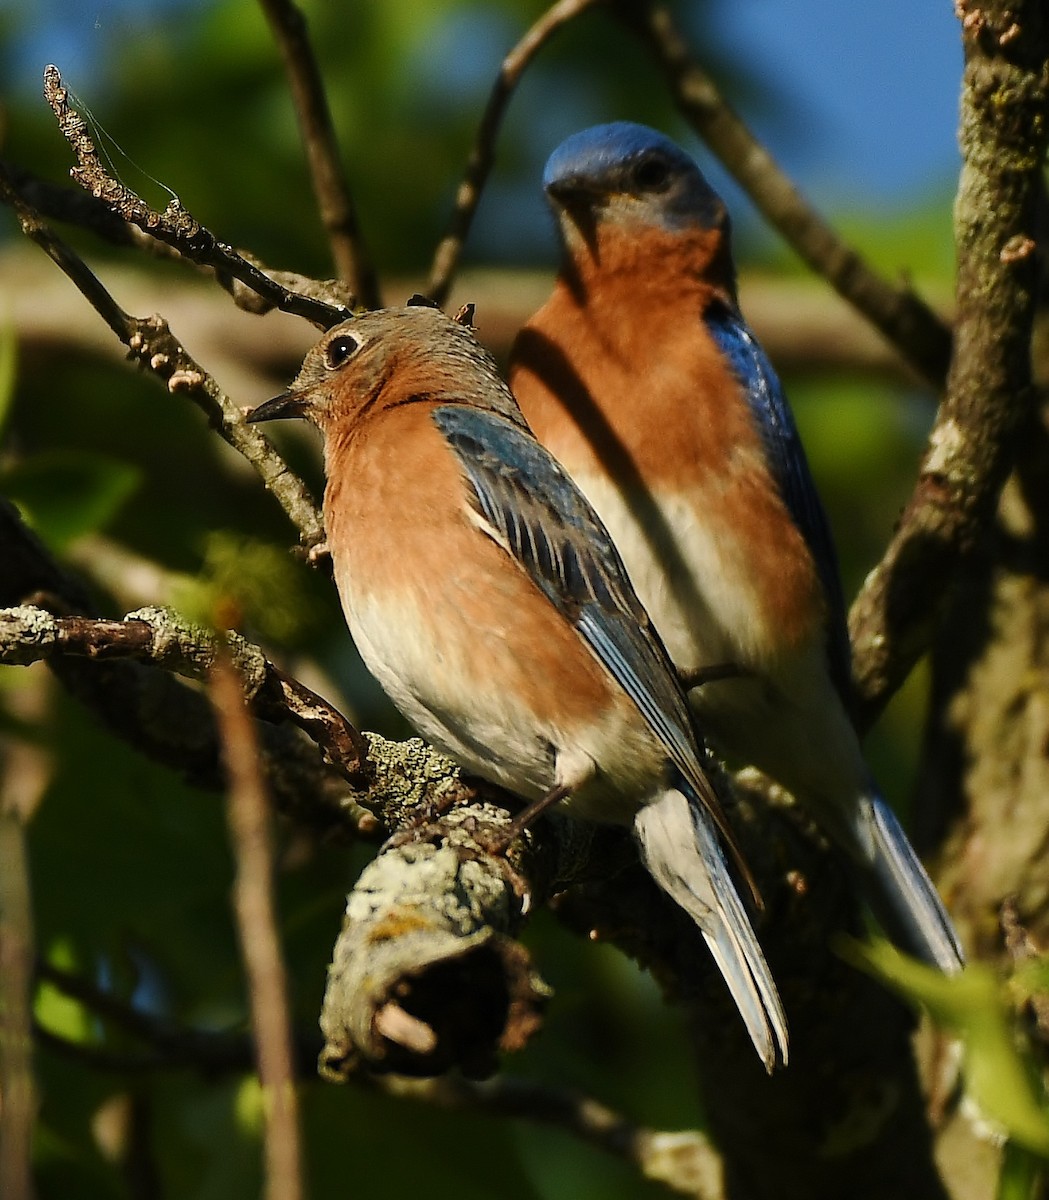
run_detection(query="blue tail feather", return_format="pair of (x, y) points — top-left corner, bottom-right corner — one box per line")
(861, 791), (964, 972)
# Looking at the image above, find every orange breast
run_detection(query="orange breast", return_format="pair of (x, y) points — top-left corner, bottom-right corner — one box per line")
(510, 252), (824, 661)
(324, 402), (625, 730)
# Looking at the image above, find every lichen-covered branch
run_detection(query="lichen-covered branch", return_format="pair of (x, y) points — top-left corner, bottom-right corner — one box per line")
(0, 605), (366, 787)
(612, 0), (953, 392)
(0, 500), (353, 831)
(319, 801), (551, 1081)
(848, 0), (1049, 728)
(0, 602), (566, 1081)
(42, 65), (350, 329)
(257, 0), (380, 308)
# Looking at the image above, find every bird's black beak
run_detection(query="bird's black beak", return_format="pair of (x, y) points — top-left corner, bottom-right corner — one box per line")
(545, 175), (602, 210)
(245, 391), (307, 423)
(545, 178), (601, 256)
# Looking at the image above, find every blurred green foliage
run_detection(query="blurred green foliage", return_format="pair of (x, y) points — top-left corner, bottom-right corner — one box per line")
(2, 1), (1026, 1198)
(851, 942), (1049, 1155)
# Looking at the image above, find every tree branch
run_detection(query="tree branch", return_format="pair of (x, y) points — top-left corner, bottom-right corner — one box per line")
(212, 650), (304, 1200)
(386, 1075), (724, 1199)
(426, 0), (604, 306)
(257, 0), (380, 308)
(848, 0), (1049, 727)
(41, 65), (350, 329)
(0, 173), (326, 552)
(0, 605), (368, 789)
(0, 502), (357, 835)
(0, 703), (47, 1200)
(612, 0), (954, 392)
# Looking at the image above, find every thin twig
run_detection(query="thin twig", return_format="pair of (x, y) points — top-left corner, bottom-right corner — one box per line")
(612, 0), (953, 391)
(848, 0), (1049, 726)
(0, 161), (356, 319)
(426, 0), (604, 306)
(257, 0), (380, 307)
(0, 170), (326, 551)
(41, 64), (349, 330)
(212, 650), (305, 1200)
(383, 1075), (723, 1199)
(0, 719), (49, 1200)
(36, 960), (322, 1075)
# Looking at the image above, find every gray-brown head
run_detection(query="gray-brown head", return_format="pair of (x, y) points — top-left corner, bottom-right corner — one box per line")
(247, 305), (525, 434)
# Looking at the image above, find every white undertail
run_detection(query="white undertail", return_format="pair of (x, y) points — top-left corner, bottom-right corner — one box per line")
(633, 787), (788, 1070)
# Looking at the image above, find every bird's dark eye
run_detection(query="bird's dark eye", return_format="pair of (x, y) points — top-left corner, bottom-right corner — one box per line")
(632, 155), (671, 191)
(324, 333), (361, 370)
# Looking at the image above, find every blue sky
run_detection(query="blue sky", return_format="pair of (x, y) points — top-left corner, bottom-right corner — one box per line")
(702, 0), (962, 203)
(6, 0), (962, 206)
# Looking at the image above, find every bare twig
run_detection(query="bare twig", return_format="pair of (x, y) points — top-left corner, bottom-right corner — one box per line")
(612, 0), (954, 391)
(257, 0), (380, 307)
(426, 0), (604, 306)
(0, 691), (50, 1200)
(35, 960), (316, 1074)
(0, 173), (325, 551)
(212, 651), (304, 1200)
(41, 65), (349, 329)
(848, 0), (1049, 726)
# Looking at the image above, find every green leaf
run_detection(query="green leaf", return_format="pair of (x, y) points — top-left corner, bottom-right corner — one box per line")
(846, 940), (1049, 1156)
(0, 450), (141, 552)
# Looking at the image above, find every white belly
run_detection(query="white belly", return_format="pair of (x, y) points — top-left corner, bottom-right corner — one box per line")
(344, 585), (663, 826)
(567, 470), (869, 816)
(573, 472), (774, 670)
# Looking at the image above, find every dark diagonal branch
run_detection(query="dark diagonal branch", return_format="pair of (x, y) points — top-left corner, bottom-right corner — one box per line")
(0, 172), (325, 551)
(0, 160), (356, 320)
(42, 65), (349, 329)
(257, 0), (380, 307)
(426, 0), (604, 306)
(36, 960), (310, 1075)
(848, 0), (1049, 726)
(613, 1), (954, 391)
(386, 1075), (723, 1199)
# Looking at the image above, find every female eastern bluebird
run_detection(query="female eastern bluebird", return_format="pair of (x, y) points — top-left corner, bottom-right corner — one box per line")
(247, 304), (788, 1070)
(509, 122), (963, 973)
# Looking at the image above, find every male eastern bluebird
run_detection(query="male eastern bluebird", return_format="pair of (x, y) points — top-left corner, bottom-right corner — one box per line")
(509, 122), (963, 972)
(247, 304), (788, 1069)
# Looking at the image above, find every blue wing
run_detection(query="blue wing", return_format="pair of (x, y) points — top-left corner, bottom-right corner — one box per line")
(705, 301), (852, 699)
(431, 403), (756, 892)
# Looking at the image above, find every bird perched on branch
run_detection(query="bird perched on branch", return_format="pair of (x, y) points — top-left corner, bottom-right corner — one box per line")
(509, 121), (963, 972)
(248, 303), (788, 1070)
